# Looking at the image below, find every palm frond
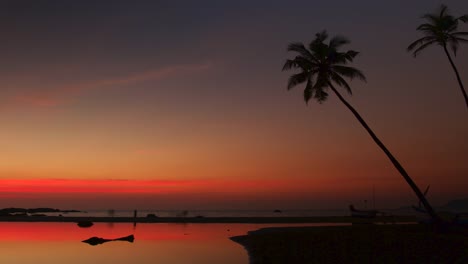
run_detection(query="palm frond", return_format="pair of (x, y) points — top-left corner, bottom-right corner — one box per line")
(422, 13), (440, 25)
(445, 20), (459, 33)
(282, 59), (296, 71)
(407, 36), (433, 52)
(309, 31), (329, 54)
(332, 65), (366, 81)
(449, 37), (460, 55)
(287, 71), (309, 90)
(333, 50), (360, 64)
(329, 35), (350, 50)
(284, 56), (315, 71)
(459, 14), (468, 22)
(287, 42), (313, 59)
(313, 74), (330, 103)
(416, 23), (437, 31)
(315, 30), (328, 43)
(309, 40), (328, 58)
(439, 4), (448, 18)
(452, 31), (468, 37)
(303, 78), (313, 104)
(330, 72), (352, 95)
(453, 37), (468, 43)
(314, 89), (328, 103)
(448, 36), (468, 55)
(411, 39), (438, 57)
(345, 50), (359, 59)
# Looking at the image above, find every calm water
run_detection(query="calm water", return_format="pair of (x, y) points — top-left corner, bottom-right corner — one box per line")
(0, 222), (345, 264)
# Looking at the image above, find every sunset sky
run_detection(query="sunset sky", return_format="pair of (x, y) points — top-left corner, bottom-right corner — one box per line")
(0, 0), (467, 210)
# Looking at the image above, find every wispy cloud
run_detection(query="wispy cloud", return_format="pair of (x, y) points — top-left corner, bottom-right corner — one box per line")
(9, 62), (212, 107)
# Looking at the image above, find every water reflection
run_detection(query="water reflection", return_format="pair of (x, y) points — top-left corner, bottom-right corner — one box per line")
(0, 222), (249, 264)
(0, 222), (344, 264)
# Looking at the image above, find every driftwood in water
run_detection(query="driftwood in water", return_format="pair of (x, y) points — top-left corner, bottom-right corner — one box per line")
(82, 234), (135, 246)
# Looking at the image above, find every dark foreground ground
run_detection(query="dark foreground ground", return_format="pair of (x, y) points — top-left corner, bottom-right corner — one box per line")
(231, 224), (468, 264)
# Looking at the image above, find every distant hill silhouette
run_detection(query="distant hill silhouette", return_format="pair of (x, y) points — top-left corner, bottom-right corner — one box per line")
(0, 207), (81, 216)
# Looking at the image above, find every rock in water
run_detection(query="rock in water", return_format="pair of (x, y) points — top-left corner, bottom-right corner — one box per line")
(77, 221), (93, 228)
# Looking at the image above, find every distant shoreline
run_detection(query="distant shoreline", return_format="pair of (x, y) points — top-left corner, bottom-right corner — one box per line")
(0, 215), (417, 223)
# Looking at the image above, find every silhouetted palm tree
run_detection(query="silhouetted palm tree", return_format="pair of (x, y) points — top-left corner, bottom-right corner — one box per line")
(408, 4), (468, 109)
(283, 31), (439, 221)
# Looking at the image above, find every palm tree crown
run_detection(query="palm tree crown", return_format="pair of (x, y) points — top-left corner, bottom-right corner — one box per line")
(282, 31), (366, 103)
(408, 4), (468, 110)
(408, 4), (468, 56)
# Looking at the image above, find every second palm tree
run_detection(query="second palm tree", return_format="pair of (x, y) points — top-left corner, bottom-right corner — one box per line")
(408, 4), (468, 110)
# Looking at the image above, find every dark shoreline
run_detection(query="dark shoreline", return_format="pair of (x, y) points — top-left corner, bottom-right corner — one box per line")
(230, 225), (468, 264)
(0, 215), (416, 224)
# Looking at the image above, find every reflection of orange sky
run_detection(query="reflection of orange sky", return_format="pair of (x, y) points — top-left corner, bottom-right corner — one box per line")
(0, 222), (218, 241)
(0, 223), (251, 264)
(0, 222), (319, 242)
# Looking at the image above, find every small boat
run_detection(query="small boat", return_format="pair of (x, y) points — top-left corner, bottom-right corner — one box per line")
(349, 205), (378, 218)
(77, 221), (93, 228)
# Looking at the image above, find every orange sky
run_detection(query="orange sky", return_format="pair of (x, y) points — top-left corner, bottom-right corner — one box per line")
(0, 1), (467, 210)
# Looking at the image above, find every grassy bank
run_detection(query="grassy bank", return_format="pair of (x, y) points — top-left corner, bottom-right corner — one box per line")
(231, 224), (468, 264)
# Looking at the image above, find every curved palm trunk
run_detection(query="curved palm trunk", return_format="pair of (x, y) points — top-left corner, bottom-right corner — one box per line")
(443, 45), (468, 110)
(327, 82), (440, 221)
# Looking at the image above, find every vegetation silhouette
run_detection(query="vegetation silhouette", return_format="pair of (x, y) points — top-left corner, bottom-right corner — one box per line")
(408, 4), (468, 110)
(282, 30), (440, 223)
